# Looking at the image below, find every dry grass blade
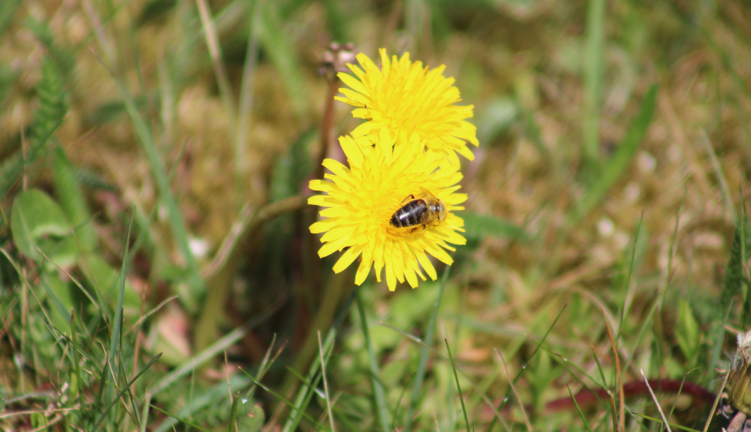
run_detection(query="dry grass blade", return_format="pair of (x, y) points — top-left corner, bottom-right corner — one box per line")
(194, 0), (236, 143)
(128, 295), (178, 334)
(640, 369), (671, 432)
(496, 348), (532, 432)
(318, 330), (335, 432)
(701, 371), (729, 432)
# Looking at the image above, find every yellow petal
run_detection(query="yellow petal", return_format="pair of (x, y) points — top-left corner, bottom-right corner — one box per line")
(333, 243), (364, 273)
(310, 219), (336, 234)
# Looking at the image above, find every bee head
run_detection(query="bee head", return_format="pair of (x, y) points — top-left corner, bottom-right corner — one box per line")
(432, 201), (447, 221)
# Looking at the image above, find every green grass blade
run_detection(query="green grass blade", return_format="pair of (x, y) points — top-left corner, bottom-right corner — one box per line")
(256, 1), (308, 120)
(148, 403), (213, 432)
(281, 327), (336, 432)
(445, 339), (470, 432)
(462, 212), (530, 243)
(487, 305), (567, 432)
(591, 347), (607, 388)
(39, 276), (73, 333)
(355, 287), (390, 432)
(634, 412), (702, 432)
(153, 375), (252, 432)
(625, 187), (683, 374)
(99, 53), (206, 313)
(148, 298), (284, 395)
(403, 263), (451, 432)
(52, 147), (97, 251)
(567, 384), (594, 432)
(240, 370), (331, 431)
(378, 322), (510, 432)
(280, 291), (355, 432)
(92, 353), (163, 431)
(576, 84), (659, 219)
(583, 0), (606, 166)
(102, 211), (134, 426)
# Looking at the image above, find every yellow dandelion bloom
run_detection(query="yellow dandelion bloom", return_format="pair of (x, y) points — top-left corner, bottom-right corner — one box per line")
(308, 130), (467, 291)
(336, 49), (479, 167)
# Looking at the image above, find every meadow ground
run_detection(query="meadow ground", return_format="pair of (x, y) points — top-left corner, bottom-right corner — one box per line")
(0, 0), (750, 431)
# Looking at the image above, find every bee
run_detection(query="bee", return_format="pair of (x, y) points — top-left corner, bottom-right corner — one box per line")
(390, 188), (447, 232)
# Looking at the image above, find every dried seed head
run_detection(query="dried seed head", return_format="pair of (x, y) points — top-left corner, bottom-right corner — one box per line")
(319, 42), (357, 80)
(726, 331), (751, 415)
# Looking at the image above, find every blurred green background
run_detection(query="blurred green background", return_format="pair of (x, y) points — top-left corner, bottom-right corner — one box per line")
(0, 0), (750, 430)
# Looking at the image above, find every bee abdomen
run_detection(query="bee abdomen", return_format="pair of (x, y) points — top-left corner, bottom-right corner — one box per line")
(390, 200), (428, 228)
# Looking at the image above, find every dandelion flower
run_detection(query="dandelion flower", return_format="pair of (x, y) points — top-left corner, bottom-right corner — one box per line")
(308, 130), (467, 291)
(336, 49), (479, 166)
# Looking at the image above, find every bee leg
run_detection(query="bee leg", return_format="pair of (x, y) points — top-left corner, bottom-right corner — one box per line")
(400, 194), (416, 205)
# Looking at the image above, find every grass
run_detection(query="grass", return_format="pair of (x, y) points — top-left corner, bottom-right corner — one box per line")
(1, 0), (751, 431)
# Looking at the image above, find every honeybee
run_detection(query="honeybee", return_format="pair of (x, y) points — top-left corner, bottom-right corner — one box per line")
(390, 188), (447, 232)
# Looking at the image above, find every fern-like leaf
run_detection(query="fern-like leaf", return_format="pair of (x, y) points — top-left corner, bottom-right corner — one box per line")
(722, 213), (750, 313)
(25, 17), (75, 81)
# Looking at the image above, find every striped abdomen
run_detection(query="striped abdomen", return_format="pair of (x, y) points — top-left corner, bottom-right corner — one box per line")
(390, 199), (428, 228)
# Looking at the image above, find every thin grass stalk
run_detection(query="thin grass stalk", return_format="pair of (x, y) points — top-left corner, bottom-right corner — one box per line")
(235, 0), (261, 206)
(664, 373), (691, 432)
(602, 305), (624, 432)
(702, 370), (729, 432)
(497, 349), (531, 432)
(616, 215), (642, 344)
(69, 308), (86, 429)
(445, 339), (470, 432)
(700, 130), (735, 223)
(355, 286), (390, 432)
(403, 264), (451, 432)
(97, 50), (206, 312)
(228, 392), (240, 432)
(243, 371), (331, 431)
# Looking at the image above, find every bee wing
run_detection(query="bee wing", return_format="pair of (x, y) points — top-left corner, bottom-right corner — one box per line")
(417, 187), (438, 201)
